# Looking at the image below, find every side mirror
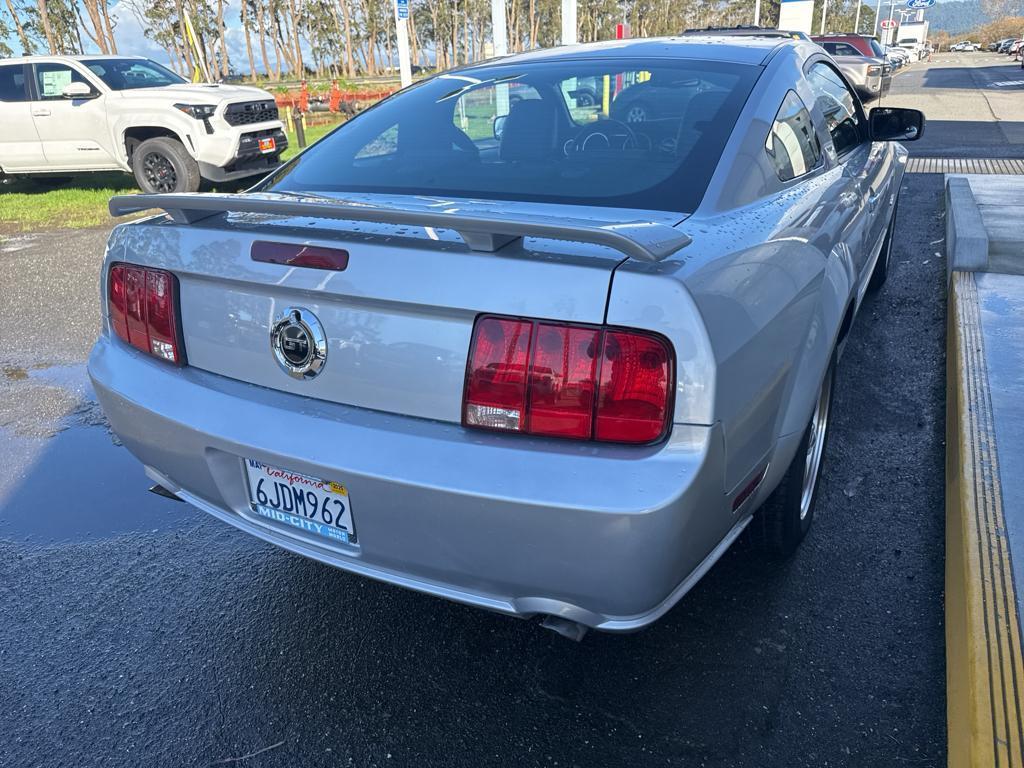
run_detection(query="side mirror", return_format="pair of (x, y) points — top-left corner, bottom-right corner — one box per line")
(62, 81), (98, 100)
(493, 114), (507, 141)
(869, 106), (924, 142)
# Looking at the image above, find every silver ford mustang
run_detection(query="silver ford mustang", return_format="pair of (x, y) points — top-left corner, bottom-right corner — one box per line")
(89, 36), (923, 638)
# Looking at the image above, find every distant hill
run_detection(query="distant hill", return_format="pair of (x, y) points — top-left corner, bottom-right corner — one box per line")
(927, 0), (991, 33)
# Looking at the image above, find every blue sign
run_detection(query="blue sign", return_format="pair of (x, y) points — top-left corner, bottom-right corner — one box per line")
(396, 0), (408, 19)
(906, 0), (934, 8)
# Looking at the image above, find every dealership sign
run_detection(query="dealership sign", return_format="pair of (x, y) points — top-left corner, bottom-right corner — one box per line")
(907, 0), (935, 8)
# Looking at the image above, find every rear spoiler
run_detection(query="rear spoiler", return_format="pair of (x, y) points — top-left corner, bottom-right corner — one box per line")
(108, 193), (691, 263)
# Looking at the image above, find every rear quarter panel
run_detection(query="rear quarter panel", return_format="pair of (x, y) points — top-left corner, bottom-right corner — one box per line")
(613, 46), (862, 494)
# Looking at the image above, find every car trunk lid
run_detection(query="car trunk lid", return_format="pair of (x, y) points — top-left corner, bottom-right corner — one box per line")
(108, 192), (688, 424)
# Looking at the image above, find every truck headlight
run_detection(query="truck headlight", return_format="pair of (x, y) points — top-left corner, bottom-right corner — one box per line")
(174, 103), (217, 119)
(867, 65), (882, 76)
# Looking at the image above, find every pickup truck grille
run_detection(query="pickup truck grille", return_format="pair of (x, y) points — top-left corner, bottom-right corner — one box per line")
(224, 100), (279, 126)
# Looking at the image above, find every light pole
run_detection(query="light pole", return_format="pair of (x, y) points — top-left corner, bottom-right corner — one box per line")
(394, 0), (412, 88)
(820, 0), (828, 35)
(561, 0), (577, 45)
(754, 0), (761, 27)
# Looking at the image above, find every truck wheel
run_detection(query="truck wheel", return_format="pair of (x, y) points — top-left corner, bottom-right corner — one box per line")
(132, 137), (200, 194)
(754, 353), (836, 556)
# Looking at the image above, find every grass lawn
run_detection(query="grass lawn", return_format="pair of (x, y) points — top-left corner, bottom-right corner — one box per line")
(0, 117), (342, 235)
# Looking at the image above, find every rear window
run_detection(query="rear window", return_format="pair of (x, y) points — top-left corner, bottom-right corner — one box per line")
(0, 64), (28, 102)
(822, 42), (861, 57)
(267, 58), (760, 213)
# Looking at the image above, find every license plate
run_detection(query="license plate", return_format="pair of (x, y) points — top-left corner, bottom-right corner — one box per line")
(258, 137), (276, 153)
(244, 459), (355, 544)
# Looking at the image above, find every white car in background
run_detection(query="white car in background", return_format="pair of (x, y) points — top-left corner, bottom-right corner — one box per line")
(950, 41), (981, 52)
(0, 55), (287, 192)
(885, 48), (911, 69)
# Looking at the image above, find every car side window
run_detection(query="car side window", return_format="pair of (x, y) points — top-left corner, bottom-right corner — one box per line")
(32, 63), (92, 101)
(822, 42), (860, 57)
(766, 90), (821, 182)
(0, 64), (29, 102)
(805, 62), (863, 157)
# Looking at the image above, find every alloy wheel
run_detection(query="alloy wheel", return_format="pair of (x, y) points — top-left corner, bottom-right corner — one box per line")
(142, 151), (178, 193)
(800, 367), (833, 520)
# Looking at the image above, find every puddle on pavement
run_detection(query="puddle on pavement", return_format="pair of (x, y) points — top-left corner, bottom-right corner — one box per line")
(0, 420), (196, 544)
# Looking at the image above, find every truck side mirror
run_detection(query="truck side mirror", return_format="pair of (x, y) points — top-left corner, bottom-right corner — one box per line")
(869, 107), (925, 142)
(62, 81), (98, 100)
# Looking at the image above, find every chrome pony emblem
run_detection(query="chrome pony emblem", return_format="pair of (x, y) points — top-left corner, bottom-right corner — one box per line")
(270, 307), (327, 380)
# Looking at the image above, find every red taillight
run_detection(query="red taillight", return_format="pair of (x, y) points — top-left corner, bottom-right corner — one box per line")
(595, 330), (672, 444)
(463, 316), (673, 444)
(108, 264), (129, 343)
(107, 262), (183, 365)
(464, 317), (532, 431)
(527, 324), (600, 439)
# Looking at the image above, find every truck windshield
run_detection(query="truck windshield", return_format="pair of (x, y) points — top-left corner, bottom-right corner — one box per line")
(84, 58), (186, 90)
(267, 58), (760, 214)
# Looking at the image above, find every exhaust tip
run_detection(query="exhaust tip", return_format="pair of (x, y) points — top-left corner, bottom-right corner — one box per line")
(148, 483), (183, 502)
(540, 615), (589, 642)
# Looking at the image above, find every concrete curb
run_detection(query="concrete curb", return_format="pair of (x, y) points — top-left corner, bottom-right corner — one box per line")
(945, 177), (989, 279)
(946, 270), (1024, 767)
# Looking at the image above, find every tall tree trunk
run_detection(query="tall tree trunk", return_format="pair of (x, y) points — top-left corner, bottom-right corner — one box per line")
(529, 0), (536, 48)
(337, 0), (356, 77)
(37, 0), (57, 54)
(256, 2), (272, 79)
(5, 0), (32, 54)
(241, 0), (257, 78)
(100, 0), (117, 53)
(287, 0), (303, 76)
(78, 1), (109, 53)
(408, 9), (420, 66)
(173, 0), (193, 75)
(216, 0), (230, 77)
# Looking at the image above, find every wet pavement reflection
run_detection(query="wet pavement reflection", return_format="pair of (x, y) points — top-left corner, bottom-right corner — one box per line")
(0, 361), (193, 543)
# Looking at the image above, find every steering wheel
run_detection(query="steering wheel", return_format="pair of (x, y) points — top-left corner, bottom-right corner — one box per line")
(568, 119), (639, 154)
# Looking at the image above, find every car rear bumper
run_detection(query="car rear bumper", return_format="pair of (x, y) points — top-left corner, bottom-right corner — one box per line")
(88, 336), (739, 631)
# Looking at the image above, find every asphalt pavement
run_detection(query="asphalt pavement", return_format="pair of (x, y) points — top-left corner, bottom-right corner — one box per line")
(3, 53), (1019, 767)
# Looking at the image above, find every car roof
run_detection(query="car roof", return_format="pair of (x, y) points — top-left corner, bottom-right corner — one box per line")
(456, 36), (800, 69)
(1, 54), (147, 65)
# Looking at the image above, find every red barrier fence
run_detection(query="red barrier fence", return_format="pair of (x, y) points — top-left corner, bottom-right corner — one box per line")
(274, 85), (398, 112)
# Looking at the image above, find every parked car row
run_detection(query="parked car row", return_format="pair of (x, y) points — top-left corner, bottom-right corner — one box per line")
(990, 37), (1024, 56)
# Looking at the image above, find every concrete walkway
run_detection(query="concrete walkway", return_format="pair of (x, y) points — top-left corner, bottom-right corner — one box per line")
(946, 174), (1024, 767)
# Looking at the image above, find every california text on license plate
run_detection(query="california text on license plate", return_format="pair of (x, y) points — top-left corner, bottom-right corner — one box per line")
(244, 459), (355, 544)
(258, 137), (276, 153)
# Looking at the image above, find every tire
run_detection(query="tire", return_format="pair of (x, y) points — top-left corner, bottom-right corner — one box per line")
(754, 354), (836, 556)
(623, 101), (650, 124)
(575, 89), (596, 107)
(132, 137), (201, 194)
(868, 195), (899, 291)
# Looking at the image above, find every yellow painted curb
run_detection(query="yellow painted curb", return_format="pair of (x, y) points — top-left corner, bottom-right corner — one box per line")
(947, 270), (1024, 767)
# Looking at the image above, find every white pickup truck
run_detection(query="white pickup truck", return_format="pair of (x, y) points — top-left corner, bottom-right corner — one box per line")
(0, 55), (288, 193)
